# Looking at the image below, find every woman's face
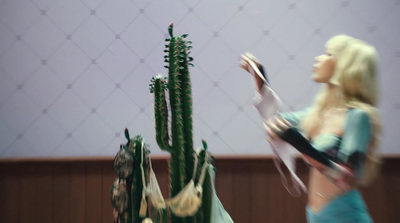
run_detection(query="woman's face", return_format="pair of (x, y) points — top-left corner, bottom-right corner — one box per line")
(312, 50), (336, 83)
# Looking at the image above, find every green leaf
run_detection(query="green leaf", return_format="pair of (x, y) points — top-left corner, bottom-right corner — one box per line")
(124, 128), (130, 141)
(168, 23), (174, 36)
(202, 139), (208, 151)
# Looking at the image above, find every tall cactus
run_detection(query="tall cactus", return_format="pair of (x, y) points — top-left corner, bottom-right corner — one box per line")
(150, 23), (210, 223)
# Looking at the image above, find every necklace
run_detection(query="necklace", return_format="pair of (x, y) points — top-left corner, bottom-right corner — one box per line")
(321, 107), (346, 118)
(314, 191), (333, 200)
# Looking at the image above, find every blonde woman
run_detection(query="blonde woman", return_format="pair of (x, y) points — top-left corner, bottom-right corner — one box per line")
(243, 35), (381, 222)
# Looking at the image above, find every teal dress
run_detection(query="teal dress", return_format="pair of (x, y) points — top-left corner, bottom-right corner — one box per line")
(281, 108), (374, 223)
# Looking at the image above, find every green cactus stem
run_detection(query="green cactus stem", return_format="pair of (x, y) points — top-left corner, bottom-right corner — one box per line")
(130, 135), (148, 223)
(150, 24), (212, 223)
(150, 23), (198, 223)
(112, 24), (217, 223)
(111, 130), (149, 223)
(197, 140), (212, 223)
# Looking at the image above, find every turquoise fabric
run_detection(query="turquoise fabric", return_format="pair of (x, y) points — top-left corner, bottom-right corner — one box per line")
(281, 108), (374, 222)
(338, 109), (371, 177)
(306, 190), (373, 223)
(281, 108), (371, 176)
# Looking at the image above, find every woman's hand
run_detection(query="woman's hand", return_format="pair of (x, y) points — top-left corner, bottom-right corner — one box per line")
(265, 116), (292, 143)
(239, 54), (251, 72)
(239, 53), (264, 93)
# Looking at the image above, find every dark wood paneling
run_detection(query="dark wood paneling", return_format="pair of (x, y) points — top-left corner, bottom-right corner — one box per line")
(0, 156), (399, 223)
(360, 159), (400, 223)
(53, 164), (70, 223)
(85, 163), (103, 222)
(249, 160), (269, 223)
(0, 163), (20, 223)
(232, 161), (251, 222)
(35, 163), (53, 223)
(214, 159), (235, 219)
(20, 164), (37, 223)
(102, 163), (115, 223)
(70, 163), (86, 223)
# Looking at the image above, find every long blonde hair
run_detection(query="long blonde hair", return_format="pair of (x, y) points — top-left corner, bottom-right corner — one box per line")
(302, 35), (382, 186)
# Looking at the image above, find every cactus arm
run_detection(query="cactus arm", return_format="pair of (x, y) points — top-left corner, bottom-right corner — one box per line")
(152, 77), (172, 153)
(168, 36), (184, 157)
(131, 140), (141, 223)
(167, 35), (185, 194)
(130, 136), (148, 223)
(200, 171), (212, 223)
(177, 36), (195, 186)
(167, 24), (186, 223)
(178, 36), (196, 223)
(202, 148), (212, 223)
(195, 140), (211, 223)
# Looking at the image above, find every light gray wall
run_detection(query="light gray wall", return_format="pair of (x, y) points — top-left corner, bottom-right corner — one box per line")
(1, 0), (399, 157)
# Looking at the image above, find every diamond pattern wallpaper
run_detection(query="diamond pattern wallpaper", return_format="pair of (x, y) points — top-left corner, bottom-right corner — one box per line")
(0, 0), (399, 157)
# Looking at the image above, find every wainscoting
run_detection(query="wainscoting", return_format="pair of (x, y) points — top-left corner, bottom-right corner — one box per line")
(1, 156), (399, 223)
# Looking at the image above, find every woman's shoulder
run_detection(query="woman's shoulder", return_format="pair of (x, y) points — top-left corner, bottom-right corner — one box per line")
(347, 102), (379, 118)
(345, 107), (371, 128)
(347, 107), (372, 120)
